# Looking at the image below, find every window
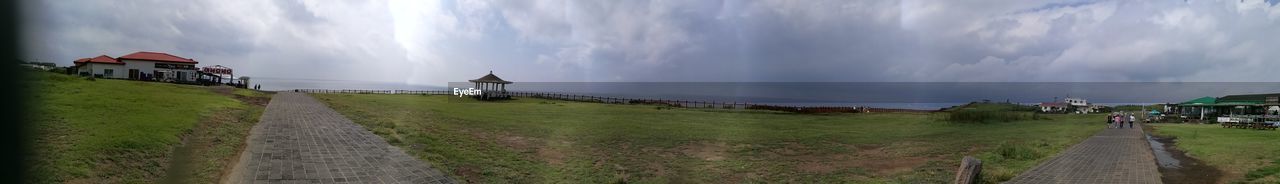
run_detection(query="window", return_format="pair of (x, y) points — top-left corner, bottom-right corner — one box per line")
(103, 69), (114, 77)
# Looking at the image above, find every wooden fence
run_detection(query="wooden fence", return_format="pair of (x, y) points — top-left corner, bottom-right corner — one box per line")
(291, 89), (865, 114)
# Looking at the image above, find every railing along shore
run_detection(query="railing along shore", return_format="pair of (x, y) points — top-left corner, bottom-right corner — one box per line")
(291, 89), (867, 113)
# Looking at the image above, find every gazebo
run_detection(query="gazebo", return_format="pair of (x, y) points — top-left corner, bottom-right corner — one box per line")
(468, 71), (513, 100)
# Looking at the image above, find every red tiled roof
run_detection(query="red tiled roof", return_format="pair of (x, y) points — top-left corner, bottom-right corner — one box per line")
(74, 55), (124, 65)
(118, 51), (198, 64)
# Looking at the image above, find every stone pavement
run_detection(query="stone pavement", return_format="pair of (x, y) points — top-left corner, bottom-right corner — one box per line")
(1004, 123), (1161, 184)
(228, 92), (454, 184)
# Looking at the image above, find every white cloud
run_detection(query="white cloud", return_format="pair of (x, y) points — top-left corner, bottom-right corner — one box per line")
(22, 0), (1280, 84)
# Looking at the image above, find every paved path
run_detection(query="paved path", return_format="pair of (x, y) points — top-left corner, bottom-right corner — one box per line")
(228, 92), (453, 184)
(1005, 123), (1161, 184)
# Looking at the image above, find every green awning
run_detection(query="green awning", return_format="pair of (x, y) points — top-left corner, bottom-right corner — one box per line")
(1215, 102), (1264, 106)
(1180, 96), (1217, 106)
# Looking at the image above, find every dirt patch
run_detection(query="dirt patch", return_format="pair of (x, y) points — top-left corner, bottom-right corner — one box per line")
(82, 148), (170, 184)
(209, 86), (234, 96)
(678, 142), (728, 161)
(496, 134), (535, 151)
(201, 86), (271, 183)
(236, 95), (270, 107)
(537, 147), (567, 166)
(473, 131), (575, 166)
(791, 143), (932, 175)
(453, 165), (483, 183)
(206, 86), (271, 107)
(1146, 126), (1225, 184)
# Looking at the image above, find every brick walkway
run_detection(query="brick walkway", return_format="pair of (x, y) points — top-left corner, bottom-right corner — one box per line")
(228, 92), (454, 184)
(1005, 123), (1161, 184)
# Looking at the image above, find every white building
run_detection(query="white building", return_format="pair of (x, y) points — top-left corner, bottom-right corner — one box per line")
(73, 51), (200, 82)
(117, 51), (200, 82)
(73, 55), (126, 78)
(1065, 97), (1087, 106)
(1039, 102), (1067, 112)
(1039, 97), (1100, 114)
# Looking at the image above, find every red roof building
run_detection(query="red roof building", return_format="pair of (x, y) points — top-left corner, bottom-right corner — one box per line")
(118, 51), (198, 64)
(73, 55), (125, 65)
(73, 51), (204, 82)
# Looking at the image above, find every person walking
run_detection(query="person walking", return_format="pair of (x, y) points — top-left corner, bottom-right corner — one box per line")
(1120, 114), (1127, 128)
(1107, 114), (1115, 128)
(1129, 114), (1136, 128)
(1113, 115), (1123, 129)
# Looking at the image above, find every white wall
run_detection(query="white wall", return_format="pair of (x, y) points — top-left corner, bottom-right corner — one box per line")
(121, 59), (198, 81)
(1066, 98), (1087, 106)
(122, 59), (157, 74)
(80, 63), (127, 79)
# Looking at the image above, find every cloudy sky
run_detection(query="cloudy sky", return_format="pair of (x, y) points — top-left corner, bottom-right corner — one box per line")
(20, 0), (1280, 85)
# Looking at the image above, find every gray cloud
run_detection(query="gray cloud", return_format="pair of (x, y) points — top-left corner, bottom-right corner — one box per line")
(21, 0), (1280, 85)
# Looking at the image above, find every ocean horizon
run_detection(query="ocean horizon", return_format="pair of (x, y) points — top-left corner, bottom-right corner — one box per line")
(255, 79), (1280, 110)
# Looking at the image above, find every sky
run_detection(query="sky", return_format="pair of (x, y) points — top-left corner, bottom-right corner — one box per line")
(19, 0), (1280, 85)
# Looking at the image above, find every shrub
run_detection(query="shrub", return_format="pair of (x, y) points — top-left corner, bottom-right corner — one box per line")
(947, 109), (1037, 123)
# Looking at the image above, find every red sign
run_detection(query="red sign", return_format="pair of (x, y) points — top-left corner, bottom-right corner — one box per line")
(201, 65), (234, 75)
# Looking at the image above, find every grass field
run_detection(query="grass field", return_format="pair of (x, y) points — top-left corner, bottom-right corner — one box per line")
(25, 72), (270, 183)
(316, 94), (1105, 183)
(1150, 123), (1280, 183)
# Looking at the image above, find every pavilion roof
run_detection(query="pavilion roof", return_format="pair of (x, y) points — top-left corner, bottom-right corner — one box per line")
(468, 71), (512, 84)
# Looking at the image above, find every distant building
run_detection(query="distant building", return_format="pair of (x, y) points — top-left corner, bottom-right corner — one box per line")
(73, 55), (126, 78)
(1039, 102), (1067, 112)
(21, 63), (53, 71)
(1065, 97), (1087, 106)
(1175, 93), (1280, 120)
(72, 51), (200, 82)
(1038, 97), (1100, 113)
(118, 51), (200, 82)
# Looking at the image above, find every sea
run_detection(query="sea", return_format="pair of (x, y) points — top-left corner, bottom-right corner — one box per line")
(254, 78), (1280, 110)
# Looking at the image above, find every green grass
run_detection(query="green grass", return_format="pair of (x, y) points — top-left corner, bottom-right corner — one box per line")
(316, 94), (1105, 183)
(25, 72), (270, 183)
(948, 103), (1039, 112)
(1150, 124), (1280, 183)
(945, 103), (1045, 123)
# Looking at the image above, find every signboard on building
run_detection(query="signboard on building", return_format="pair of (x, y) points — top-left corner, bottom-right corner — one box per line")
(200, 65), (234, 75)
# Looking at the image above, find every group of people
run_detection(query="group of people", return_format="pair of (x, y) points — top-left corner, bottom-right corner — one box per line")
(1108, 112), (1137, 129)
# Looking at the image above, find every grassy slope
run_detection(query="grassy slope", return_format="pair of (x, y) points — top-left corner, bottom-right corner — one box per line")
(317, 94), (1104, 183)
(26, 72), (269, 183)
(1150, 124), (1280, 183)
